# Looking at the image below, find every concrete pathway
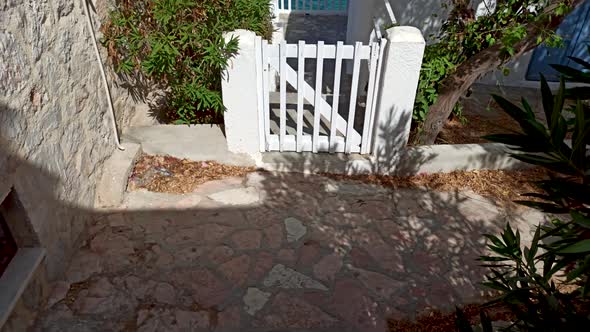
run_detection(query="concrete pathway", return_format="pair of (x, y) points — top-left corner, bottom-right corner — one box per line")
(35, 171), (545, 332)
(277, 14), (348, 44)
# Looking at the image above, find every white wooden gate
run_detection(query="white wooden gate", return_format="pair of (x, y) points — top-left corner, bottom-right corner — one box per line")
(255, 38), (386, 154)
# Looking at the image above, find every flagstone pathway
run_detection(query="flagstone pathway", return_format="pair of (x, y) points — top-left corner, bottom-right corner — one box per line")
(35, 172), (546, 332)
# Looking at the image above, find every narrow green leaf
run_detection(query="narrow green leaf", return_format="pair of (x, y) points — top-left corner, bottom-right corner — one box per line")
(550, 78), (566, 135)
(540, 75), (554, 127)
(566, 256), (590, 281)
(557, 240), (590, 254)
(479, 256), (512, 262)
(571, 100), (589, 168)
(552, 64), (589, 82)
(503, 223), (517, 247)
(492, 94), (525, 120)
(543, 253), (555, 279)
(572, 211), (590, 229)
(567, 56), (590, 71)
(527, 227), (541, 265)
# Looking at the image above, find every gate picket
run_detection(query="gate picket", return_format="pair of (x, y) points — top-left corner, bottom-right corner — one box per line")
(329, 41), (344, 153)
(259, 38), (382, 155)
(297, 41), (306, 152)
(345, 42), (362, 154)
(313, 41), (325, 153)
(279, 41), (287, 152)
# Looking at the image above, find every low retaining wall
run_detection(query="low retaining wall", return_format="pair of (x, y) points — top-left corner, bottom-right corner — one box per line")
(258, 143), (527, 176)
(117, 125), (528, 177)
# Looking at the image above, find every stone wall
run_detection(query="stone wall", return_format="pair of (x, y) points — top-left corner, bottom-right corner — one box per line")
(0, 257), (49, 332)
(0, 0), (137, 281)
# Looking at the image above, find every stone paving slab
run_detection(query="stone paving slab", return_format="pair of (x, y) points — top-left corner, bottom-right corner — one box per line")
(35, 172), (546, 331)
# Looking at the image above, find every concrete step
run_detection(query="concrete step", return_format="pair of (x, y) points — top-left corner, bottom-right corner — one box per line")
(122, 125), (256, 166)
(95, 143), (142, 208)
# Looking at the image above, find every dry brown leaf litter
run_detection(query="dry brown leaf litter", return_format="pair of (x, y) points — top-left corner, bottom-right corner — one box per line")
(436, 110), (522, 144)
(63, 281), (90, 307)
(322, 168), (548, 206)
(129, 154), (548, 206)
(128, 154), (255, 194)
(388, 303), (515, 332)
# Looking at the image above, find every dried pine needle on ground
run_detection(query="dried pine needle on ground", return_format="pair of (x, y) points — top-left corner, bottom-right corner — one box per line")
(322, 168), (548, 205)
(388, 303), (515, 332)
(128, 154), (255, 194)
(128, 154), (548, 205)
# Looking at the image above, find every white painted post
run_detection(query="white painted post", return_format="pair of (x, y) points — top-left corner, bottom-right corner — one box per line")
(221, 30), (262, 157)
(372, 26), (425, 157)
(255, 36), (265, 152)
(262, 40), (271, 149)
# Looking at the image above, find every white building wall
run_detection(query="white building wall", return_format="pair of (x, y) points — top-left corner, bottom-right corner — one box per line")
(346, 0), (451, 45)
(346, 0), (537, 86)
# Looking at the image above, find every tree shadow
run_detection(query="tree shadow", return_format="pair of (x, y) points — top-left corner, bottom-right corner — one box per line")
(110, 69), (172, 125)
(243, 108), (544, 329)
(1, 100), (547, 331)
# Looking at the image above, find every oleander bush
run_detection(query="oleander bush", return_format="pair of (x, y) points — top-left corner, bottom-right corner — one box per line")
(473, 47), (590, 331)
(102, 0), (273, 124)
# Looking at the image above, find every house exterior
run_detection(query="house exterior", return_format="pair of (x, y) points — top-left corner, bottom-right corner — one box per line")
(346, 0), (590, 87)
(0, 1), (141, 329)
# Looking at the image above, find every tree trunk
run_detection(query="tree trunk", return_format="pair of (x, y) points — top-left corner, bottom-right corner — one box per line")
(415, 0), (583, 145)
(417, 50), (502, 144)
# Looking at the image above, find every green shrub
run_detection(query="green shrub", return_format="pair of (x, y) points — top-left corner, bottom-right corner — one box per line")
(413, 44), (462, 123)
(477, 47), (590, 330)
(102, 0), (273, 124)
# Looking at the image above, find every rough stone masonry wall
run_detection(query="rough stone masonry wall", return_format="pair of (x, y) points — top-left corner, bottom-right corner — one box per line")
(0, 0), (137, 281)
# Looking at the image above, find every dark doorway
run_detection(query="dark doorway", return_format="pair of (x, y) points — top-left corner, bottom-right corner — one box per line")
(0, 212), (17, 277)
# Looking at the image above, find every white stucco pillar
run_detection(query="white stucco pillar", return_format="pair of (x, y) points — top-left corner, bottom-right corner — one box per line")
(221, 30), (261, 157)
(372, 26), (425, 157)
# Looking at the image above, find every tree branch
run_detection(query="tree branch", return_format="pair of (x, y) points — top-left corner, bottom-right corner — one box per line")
(416, 0), (585, 144)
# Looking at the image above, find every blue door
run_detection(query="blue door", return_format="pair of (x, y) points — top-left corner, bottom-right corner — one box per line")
(527, 0), (590, 81)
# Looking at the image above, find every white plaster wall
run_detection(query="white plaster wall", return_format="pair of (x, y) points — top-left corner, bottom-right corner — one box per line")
(346, 0), (378, 45)
(388, 0), (450, 42)
(346, 0), (538, 86)
(346, 0), (451, 45)
(385, 0), (493, 42)
(479, 50), (538, 87)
